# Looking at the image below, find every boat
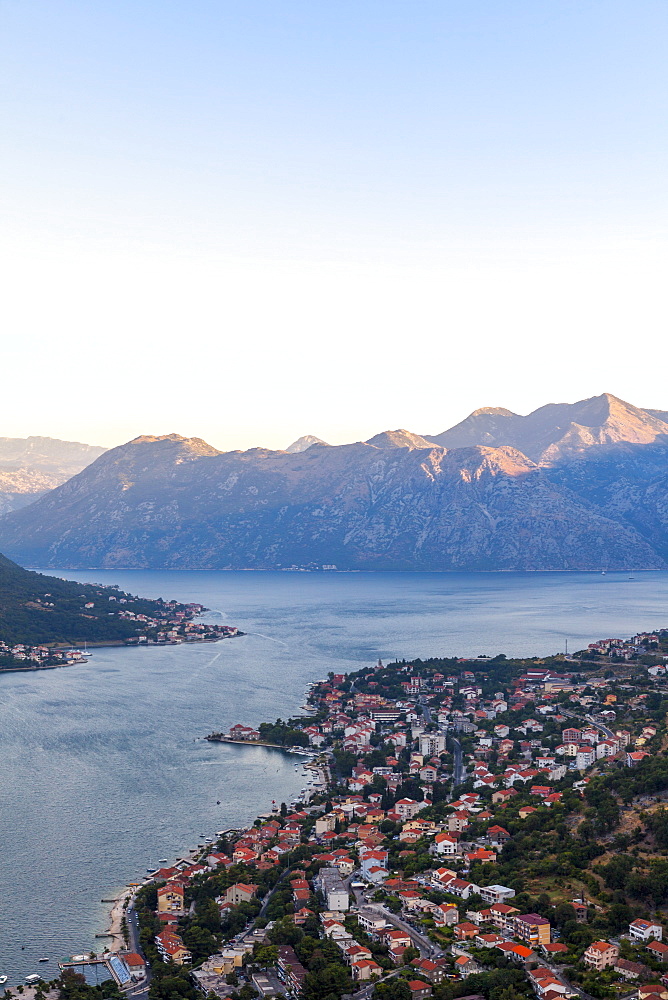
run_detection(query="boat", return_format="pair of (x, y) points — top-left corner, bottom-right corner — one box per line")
(26, 975), (42, 985)
(38, 958), (49, 962)
(158, 858), (168, 863)
(0, 976), (7, 985)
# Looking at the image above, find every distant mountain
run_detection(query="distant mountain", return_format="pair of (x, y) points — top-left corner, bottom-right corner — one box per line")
(646, 409), (668, 424)
(285, 435), (328, 453)
(0, 435), (106, 514)
(1, 398), (667, 570)
(365, 429), (435, 450)
(426, 394), (668, 464)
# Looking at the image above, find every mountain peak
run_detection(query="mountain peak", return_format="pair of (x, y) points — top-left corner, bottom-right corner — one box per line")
(127, 434), (220, 455)
(366, 429), (435, 450)
(469, 406), (517, 418)
(285, 435), (328, 453)
(431, 393), (668, 464)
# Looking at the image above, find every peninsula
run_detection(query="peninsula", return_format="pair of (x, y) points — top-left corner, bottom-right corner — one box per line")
(0, 551), (242, 671)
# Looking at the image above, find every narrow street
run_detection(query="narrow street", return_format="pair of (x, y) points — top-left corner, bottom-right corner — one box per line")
(451, 735), (464, 788)
(125, 898), (150, 998)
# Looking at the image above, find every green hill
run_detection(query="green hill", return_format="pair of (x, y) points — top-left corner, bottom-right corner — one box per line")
(0, 551), (192, 655)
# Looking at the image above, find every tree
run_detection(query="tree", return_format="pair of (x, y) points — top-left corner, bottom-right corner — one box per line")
(374, 980), (411, 1000)
(301, 963), (351, 1000)
(238, 986), (259, 1000)
(195, 896), (222, 934)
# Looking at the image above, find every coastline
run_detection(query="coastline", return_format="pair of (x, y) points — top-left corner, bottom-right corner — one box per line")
(106, 886), (133, 953)
(92, 686), (318, 964)
(0, 631), (245, 676)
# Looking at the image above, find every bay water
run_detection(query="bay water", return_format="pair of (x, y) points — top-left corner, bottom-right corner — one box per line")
(2, 569), (668, 983)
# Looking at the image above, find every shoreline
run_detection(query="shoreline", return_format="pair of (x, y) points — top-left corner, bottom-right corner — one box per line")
(106, 886), (133, 953)
(91, 692), (319, 963)
(28, 566), (667, 574)
(0, 632), (245, 676)
(204, 734), (317, 753)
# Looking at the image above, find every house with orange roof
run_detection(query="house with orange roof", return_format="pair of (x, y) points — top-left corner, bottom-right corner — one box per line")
(157, 883), (184, 914)
(155, 929), (191, 965)
(454, 921), (478, 941)
(584, 941), (619, 970)
(408, 981), (433, 999)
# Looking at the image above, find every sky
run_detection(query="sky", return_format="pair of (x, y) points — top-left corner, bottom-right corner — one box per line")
(1, 0), (667, 452)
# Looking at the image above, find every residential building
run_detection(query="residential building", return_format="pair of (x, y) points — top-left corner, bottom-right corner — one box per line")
(315, 814), (337, 837)
(454, 921), (478, 941)
(480, 885), (516, 905)
(419, 734), (446, 756)
(316, 867), (349, 911)
(434, 832), (459, 856)
(490, 903), (520, 931)
(408, 981), (433, 999)
(433, 903), (459, 927)
(584, 941), (619, 971)
(224, 883), (257, 906)
(395, 798), (422, 820)
(639, 987), (668, 1000)
(155, 930), (191, 965)
(277, 945), (307, 996)
(513, 913), (551, 948)
(410, 959), (448, 985)
(157, 884), (184, 914)
(615, 959), (650, 981)
(631, 919), (663, 942)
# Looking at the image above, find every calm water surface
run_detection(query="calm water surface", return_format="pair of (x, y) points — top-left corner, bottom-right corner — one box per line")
(2, 569), (668, 983)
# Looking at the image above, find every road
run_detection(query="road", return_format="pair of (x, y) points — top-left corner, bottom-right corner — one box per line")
(125, 898), (150, 998)
(420, 695), (465, 789)
(348, 968), (401, 1000)
(419, 696), (432, 725)
(560, 707), (615, 740)
(451, 736), (464, 788)
(363, 903), (444, 960)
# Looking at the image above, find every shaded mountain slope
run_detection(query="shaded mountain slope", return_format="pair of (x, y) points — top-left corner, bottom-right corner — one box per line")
(0, 433), (662, 572)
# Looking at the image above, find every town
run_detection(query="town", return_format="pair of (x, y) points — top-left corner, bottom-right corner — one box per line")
(17, 624), (668, 1000)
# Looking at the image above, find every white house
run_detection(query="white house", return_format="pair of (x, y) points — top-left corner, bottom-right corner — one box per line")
(629, 919), (662, 942)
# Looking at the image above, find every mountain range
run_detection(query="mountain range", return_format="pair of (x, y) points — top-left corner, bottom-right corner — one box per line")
(0, 436), (107, 514)
(1, 393), (668, 571)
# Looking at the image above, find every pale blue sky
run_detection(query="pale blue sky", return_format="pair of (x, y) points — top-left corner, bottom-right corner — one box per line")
(1, 1), (666, 450)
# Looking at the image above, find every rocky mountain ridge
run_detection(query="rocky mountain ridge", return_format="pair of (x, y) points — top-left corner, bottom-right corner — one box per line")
(1, 392), (667, 571)
(425, 393), (668, 464)
(0, 435), (107, 514)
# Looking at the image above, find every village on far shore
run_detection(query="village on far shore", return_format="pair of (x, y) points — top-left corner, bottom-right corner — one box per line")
(0, 600), (242, 670)
(14, 625), (668, 1000)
